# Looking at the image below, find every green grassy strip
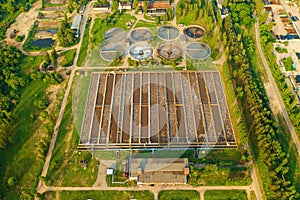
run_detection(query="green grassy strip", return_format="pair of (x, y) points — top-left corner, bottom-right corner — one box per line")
(76, 19), (91, 67)
(61, 49), (76, 67)
(159, 190), (200, 200)
(204, 190), (247, 200)
(59, 190), (154, 200)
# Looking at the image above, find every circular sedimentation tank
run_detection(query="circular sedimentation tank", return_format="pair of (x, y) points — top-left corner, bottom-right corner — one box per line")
(185, 42), (211, 60)
(184, 25), (206, 39)
(100, 44), (125, 61)
(131, 28), (153, 42)
(129, 43), (153, 60)
(104, 28), (127, 42)
(157, 43), (182, 60)
(157, 26), (180, 41)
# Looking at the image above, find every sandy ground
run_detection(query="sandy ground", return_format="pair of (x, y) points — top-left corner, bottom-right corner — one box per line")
(6, 1), (40, 41)
(42, 12), (64, 19)
(35, 31), (54, 38)
(38, 20), (60, 28)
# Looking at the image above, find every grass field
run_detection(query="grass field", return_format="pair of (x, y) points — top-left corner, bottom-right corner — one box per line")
(189, 166), (252, 186)
(176, 3), (214, 32)
(60, 49), (76, 67)
(204, 190), (247, 200)
(134, 20), (156, 28)
(91, 14), (136, 48)
(1, 78), (66, 199)
(19, 55), (44, 72)
(158, 190), (200, 200)
(58, 190), (154, 200)
(46, 74), (98, 187)
(77, 19), (91, 67)
(182, 149), (242, 165)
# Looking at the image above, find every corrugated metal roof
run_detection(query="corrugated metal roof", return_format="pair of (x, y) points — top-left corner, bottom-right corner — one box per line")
(71, 15), (81, 30)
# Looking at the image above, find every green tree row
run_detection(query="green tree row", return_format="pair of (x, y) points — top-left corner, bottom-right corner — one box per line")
(57, 15), (79, 47)
(223, 8), (299, 199)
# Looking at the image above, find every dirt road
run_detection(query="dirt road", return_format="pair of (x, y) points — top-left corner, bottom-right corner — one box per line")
(37, 2), (92, 194)
(255, 18), (300, 158)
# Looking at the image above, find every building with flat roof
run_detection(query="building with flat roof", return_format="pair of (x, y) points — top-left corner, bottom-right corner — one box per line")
(137, 0), (171, 15)
(71, 14), (82, 37)
(119, 1), (132, 11)
(129, 158), (189, 185)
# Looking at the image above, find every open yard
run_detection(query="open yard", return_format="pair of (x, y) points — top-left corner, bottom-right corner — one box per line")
(60, 49), (76, 67)
(188, 165), (252, 186)
(91, 13), (136, 48)
(50, 190), (154, 200)
(46, 74), (99, 187)
(1, 77), (66, 199)
(159, 190), (200, 200)
(204, 190), (247, 200)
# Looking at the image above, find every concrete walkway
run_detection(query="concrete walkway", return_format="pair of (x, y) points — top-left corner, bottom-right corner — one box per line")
(92, 163), (107, 187)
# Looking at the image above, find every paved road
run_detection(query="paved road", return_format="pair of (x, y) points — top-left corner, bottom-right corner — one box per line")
(254, 18), (300, 158)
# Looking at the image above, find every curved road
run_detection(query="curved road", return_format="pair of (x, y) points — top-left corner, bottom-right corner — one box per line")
(255, 18), (300, 158)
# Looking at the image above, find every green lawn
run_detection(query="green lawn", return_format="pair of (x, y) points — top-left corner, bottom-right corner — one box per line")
(282, 57), (295, 71)
(60, 49), (76, 67)
(77, 19), (91, 67)
(59, 190), (154, 200)
(19, 55), (44, 72)
(181, 149), (242, 165)
(189, 166), (252, 186)
(46, 73), (99, 187)
(0, 78), (66, 199)
(159, 190), (200, 200)
(204, 190), (247, 200)
(72, 73), (92, 132)
(91, 13), (136, 48)
(176, 2), (214, 32)
(134, 20), (156, 28)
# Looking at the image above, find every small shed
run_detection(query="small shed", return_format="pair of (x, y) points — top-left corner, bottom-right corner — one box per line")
(107, 168), (114, 175)
(119, 2), (132, 11)
(93, 3), (109, 11)
(71, 15), (82, 37)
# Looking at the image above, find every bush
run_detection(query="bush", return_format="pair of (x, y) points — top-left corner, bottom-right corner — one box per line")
(61, 49), (76, 67)
(282, 57), (294, 71)
(15, 35), (25, 42)
(275, 46), (288, 53)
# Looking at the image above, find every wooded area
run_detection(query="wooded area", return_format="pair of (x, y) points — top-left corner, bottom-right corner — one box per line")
(223, 0), (299, 198)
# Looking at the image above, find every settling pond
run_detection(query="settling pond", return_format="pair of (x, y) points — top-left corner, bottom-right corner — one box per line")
(31, 38), (55, 48)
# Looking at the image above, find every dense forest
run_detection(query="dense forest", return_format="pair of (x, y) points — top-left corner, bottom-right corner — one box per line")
(0, 46), (26, 149)
(223, 1), (299, 198)
(0, 46), (63, 150)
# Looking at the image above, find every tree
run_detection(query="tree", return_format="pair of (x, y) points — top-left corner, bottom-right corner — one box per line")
(50, 48), (58, 66)
(44, 51), (51, 65)
(143, 0), (147, 13)
(7, 177), (15, 186)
